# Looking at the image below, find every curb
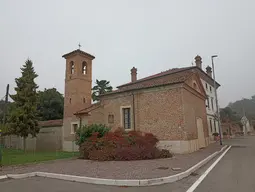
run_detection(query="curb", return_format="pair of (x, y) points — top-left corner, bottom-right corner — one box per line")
(1, 145), (228, 186)
(0, 175), (8, 180)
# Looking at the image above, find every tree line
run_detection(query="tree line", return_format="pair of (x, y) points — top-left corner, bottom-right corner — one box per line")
(0, 59), (112, 150)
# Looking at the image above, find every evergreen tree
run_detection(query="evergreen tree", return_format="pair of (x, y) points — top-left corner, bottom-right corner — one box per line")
(8, 59), (39, 151)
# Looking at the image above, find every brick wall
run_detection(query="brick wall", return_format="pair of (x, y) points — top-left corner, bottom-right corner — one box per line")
(135, 85), (184, 140)
(99, 92), (133, 130)
(182, 85), (209, 140)
(97, 83), (206, 141)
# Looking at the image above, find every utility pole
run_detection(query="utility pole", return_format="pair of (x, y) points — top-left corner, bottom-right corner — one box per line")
(211, 55), (222, 145)
(2, 84), (9, 125)
(0, 84), (9, 167)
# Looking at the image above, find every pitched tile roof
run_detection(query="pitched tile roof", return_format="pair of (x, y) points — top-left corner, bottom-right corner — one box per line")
(102, 69), (195, 96)
(62, 49), (95, 59)
(39, 119), (63, 127)
(74, 103), (102, 115)
(117, 66), (194, 88)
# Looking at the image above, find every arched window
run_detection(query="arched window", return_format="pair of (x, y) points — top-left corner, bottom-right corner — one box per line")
(70, 61), (74, 74)
(82, 61), (87, 74)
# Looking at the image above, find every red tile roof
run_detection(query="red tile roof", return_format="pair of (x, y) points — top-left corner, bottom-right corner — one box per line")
(117, 67), (194, 88)
(39, 119), (63, 127)
(62, 49), (95, 60)
(102, 69), (195, 96)
(74, 103), (102, 115)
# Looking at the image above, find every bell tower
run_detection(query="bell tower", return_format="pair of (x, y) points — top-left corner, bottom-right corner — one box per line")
(62, 49), (95, 118)
(62, 48), (95, 151)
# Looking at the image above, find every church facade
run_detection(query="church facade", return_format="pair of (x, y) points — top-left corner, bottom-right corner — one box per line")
(62, 49), (210, 154)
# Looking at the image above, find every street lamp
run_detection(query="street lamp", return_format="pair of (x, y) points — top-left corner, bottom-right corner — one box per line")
(211, 55), (223, 145)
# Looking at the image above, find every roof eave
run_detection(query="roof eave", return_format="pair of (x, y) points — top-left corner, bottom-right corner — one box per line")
(101, 81), (185, 97)
(116, 66), (194, 88)
(62, 49), (95, 60)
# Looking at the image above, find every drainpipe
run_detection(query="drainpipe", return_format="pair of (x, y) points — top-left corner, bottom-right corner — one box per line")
(79, 116), (82, 129)
(132, 93), (136, 131)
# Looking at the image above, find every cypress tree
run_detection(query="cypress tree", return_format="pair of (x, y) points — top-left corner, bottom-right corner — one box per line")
(8, 59), (39, 151)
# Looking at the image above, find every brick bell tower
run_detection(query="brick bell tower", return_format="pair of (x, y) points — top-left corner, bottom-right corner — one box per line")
(62, 48), (95, 151)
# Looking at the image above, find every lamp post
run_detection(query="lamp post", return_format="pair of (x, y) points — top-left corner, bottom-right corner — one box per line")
(0, 129), (2, 167)
(211, 55), (222, 145)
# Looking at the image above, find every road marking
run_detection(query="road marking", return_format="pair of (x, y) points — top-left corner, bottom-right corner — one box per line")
(186, 145), (232, 192)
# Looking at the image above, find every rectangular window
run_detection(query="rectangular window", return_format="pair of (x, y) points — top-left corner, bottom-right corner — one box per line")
(123, 108), (131, 129)
(205, 83), (208, 89)
(211, 97), (214, 110)
(210, 86), (212, 92)
(209, 119), (213, 132)
(207, 97), (210, 109)
(71, 123), (78, 134)
(214, 120), (217, 132)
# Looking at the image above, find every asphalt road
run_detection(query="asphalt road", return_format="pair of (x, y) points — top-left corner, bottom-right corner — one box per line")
(194, 136), (255, 192)
(0, 136), (254, 192)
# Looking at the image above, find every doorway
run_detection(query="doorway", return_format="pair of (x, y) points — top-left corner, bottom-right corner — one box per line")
(197, 117), (206, 148)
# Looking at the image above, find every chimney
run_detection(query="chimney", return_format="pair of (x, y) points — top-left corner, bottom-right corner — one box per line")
(131, 67), (137, 82)
(206, 66), (212, 77)
(194, 55), (202, 68)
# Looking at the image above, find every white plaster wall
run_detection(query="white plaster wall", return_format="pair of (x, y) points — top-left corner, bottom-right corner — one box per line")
(157, 137), (209, 154)
(62, 117), (88, 152)
(200, 78), (219, 137)
(63, 141), (79, 152)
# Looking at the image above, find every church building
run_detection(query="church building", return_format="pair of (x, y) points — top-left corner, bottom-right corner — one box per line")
(62, 48), (210, 154)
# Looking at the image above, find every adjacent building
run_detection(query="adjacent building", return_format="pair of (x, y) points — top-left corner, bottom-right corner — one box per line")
(61, 49), (214, 153)
(192, 56), (221, 141)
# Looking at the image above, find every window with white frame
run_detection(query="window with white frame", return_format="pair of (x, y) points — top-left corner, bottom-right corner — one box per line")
(206, 96), (210, 109)
(71, 123), (78, 134)
(122, 108), (131, 129)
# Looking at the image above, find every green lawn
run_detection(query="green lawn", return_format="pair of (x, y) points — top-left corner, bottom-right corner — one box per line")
(0, 148), (79, 166)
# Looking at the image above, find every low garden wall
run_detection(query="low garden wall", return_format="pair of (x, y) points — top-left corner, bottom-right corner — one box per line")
(1, 119), (63, 151)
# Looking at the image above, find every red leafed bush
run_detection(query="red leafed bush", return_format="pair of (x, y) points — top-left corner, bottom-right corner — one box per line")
(79, 128), (172, 161)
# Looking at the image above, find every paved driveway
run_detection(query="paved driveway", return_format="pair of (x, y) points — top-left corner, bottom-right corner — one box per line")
(1, 136), (254, 192)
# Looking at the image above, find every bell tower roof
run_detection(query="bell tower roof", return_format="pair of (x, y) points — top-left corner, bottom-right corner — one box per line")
(62, 49), (95, 60)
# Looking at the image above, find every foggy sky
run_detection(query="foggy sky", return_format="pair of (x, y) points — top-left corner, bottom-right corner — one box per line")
(1, 0), (255, 107)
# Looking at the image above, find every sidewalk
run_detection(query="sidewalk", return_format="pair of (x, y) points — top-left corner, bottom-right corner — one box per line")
(0, 143), (224, 180)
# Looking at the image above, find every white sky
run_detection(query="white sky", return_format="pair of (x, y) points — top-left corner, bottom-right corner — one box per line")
(1, 0), (255, 107)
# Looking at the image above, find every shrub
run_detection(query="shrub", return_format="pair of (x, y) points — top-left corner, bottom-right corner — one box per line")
(223, 132), (227, 136)
(79, 129), (172, 161)
(75, 124), (110, 146)
(212, 132), (219, 136)
(159, 149), (172, 158)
